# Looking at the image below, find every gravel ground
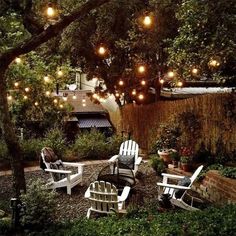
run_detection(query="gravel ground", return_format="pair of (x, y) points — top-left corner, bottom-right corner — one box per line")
(0, 161), (161, 221)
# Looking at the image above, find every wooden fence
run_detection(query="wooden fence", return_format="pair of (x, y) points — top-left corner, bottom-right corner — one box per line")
(110, 93), (236, 154)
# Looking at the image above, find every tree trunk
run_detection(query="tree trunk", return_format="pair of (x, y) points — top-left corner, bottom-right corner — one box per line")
(0, 65), (26, 197)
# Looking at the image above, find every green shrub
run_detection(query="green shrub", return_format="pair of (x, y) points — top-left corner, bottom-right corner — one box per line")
(43, 128), (67, 158)
(20, 138), (44, 161)
(0, 217), (12, 235)
(106, 134), (123, 156)
(73, 129), (108, 160)
(149, 154), (165, 176)
(221, 167), (236, 179)
(0, 139), (9, 160)
(20, 180), (57, 230)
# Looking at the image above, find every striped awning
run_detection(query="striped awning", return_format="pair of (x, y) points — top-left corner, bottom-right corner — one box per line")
(78, 118), (112, 128)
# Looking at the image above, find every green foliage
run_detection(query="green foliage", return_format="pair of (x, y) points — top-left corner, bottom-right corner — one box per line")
(20, 180), (57, 230)
(169, 150), (180, 161)
(73, 129), (108, 160)
(106, 134), (123, 156)
(221, 167), (236, 179)
(0, 217), (12, 235)
(37, 205), (236, 236)
(43, 128), (67, 158)
(149, 154), (165, 175)
(20, 138), (44, 161)
(0, 139), (9, 160)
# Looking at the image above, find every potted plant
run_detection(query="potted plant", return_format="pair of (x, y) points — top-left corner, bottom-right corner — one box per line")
(169, 150), (180, 168)
(149, 154), (166, 176)
(180, 147), (193, 172)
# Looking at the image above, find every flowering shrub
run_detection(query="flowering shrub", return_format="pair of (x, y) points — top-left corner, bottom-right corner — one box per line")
(180, 147), (193, 163)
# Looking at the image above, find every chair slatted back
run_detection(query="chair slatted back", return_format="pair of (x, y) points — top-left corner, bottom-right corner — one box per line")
(190, 165), (204, 184)
(89, 181), (118, 213)
(120, 140), (139, 160)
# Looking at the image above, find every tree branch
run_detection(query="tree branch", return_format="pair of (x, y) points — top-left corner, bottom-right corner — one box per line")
(0, 0), (111, 70)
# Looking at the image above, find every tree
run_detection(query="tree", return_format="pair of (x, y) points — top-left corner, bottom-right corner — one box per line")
(0, 0), (111, 197)
(167, 0), (236, 84)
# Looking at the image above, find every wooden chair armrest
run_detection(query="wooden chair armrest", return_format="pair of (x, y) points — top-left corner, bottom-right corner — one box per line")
(118, 186), (131, 202)
(84, 187), (90, 198)
(157, 182), (191, 190)
(45, 169), (71, 174)
(135, 157), (142, 165)
(161, 173), (185, 180)
(63, 162), (84, 167)
(108, 155), (119, 162)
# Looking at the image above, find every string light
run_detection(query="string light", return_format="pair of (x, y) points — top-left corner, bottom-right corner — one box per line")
(192, 68), (199, 75)
(62, 96), (68, 101)
(131, 89), (136, 95)
(141, 80), (146, 86)
(14, 82), (19, 87)
(25, 87), (30, 92)
(45, 91), (51, 96)
(167, 71), (175, 78)
(46, 3), (55, 17)
(159, 79), (164, 84)
(82, 103), (86, 107)
(44, 75), (50, 83)
(92, 93), (98, 99)
(99, 98), (106, 103)
(137, 65), (146, 74)
(97, 45), (107, 56)
(115, 92), (120, 97)
(72, 93), (77, 100)
(177, 81), (183, 87)
(53, 98), (58, 104)
(209, 59), (220, 68)
(23, 95), (28, 100)
(143, 15), (152, 27)
(138, 94), (144, 100)
(34, 102), (39, 106)
(15, 57), (22, 64)
(82, 98), (86, 103)
(7, 95), (12, 101)
(57, 69), (63, 77)
(118, 80), (124, 86)
(59, 104), (64, 109)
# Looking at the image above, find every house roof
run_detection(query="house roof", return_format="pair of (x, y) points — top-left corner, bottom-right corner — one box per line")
(78, 118), (112, 128)
(58, 90), (107, 114)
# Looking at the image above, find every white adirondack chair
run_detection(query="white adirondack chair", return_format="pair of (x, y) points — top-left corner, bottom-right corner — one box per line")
(84, 181), (130, 218)
(108, 140), (142, 177)
(157, 165), (204, 211)
(40, 147), (84, 195)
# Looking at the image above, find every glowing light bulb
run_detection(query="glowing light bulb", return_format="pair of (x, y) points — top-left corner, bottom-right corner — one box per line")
(132, 89), (136, 95)
(59, 104), (64, 108)
(177, 81), (183, 87)
(115, 92), (120, 97)
(45, 91), (50, 96)
(82, 98), (86, 103)
(118, 80), (124, 86)
(167, 71), (175, 78)
(72, 94), (77, 100)
(7, 95), (12, 101)
(34, 102), (39, 106)
(98, 46), (106, 55)
(141, 80), (146, 85)
(160, 79), (164, 84)
(57, 69), (63, 77)
(47, 4), (55, 17)
(25, 87), (30, 92)
(143, 16), (152, 26)
(62, 96), (67, 101)
(93, 93), (98, 99)
(53, 99), (58, 104)
(15, 57), (21, 64)
(99, 98), (105, 103)
(138, 94), (144, 100)
(138, 65), (146, 74)
(82, 103), (86, 107)
(14, 82), (19, 87)
(23, 95), (28, 100)
(44, 75), (50, 83)
(192, 68), (199, 75)
(209, 59), (220, 67)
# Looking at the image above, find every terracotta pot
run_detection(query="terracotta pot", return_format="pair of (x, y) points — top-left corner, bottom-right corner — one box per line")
(158, 150), (172, 165)
(181, 163), (191, 172)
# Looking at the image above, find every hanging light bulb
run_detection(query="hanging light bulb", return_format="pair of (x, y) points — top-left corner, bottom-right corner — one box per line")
(118, 80), (124, 86)
(82, 98), (86, 103)
(7, 95), (12, 101)
(141, 80), (146, 86)
(62, 96), (68, 101)
(82, 103), (86, 107)
(97, 45), (107, 56)
(25, 87), (30, 92)
(115, 92), (120, 97)
(45, 91), (51, 96)
(46, 3), (55, 17)
(167, 71), (175, 78)
(177, 81), (183, 87)
(93, 93), (98, 99)
(14, 82), (19, 87)
(34, 102), (39, 106)
(138, 65), (146, 74)
(159, 79), (164, 84)
(143, 15), (152, 27)
(53, 98), (58, 104)
(209, 59), (220, 68)
(99, 98), (106, 103)
(15, 57), (22, 64)
(132, 89), (136, 95)
(72, 93), (77, 100)
(23, 95), (28, 100)
(44, 75), (50, 83)
(59, 104), (64, 109)
(138, 94), (144, 100)
(192, 68), (199, 75)
(57, 69), (63, 77)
